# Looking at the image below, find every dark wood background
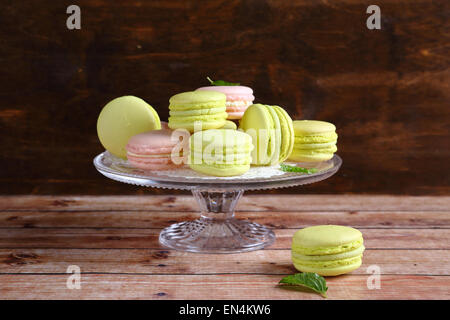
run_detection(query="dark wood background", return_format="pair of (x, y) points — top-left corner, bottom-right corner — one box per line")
(0, 0), (448, 195)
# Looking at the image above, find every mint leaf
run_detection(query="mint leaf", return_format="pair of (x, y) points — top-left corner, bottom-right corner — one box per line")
(279, 273), (328, 298)
(280, 164), (318, 174)
(207, 76), (240, 86)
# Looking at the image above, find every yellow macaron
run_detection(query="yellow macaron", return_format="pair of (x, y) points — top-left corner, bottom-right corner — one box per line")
(189, 129), (253, 176)
(97, 96), (161, 159)
(239, 104), (294, 165)
(168, 91), (227, 132)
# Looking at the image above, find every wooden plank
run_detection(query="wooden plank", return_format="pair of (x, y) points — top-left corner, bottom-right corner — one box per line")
(0, 274), (448, 300)
(0, 249), (447, 276)
(1, 195), (449, 212)
(0, 228), (446, 250)
(0, 210), (449, 229)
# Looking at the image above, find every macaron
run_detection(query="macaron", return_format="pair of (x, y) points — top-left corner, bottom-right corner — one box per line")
(291, 225), (365, 276)
(288, 120), (338, 162)
(168, 91), (227, 132)
(189, 129), (253, 176)
(196, 86), (255, 120)
(239, 104), (294, 165)
(220, 120), (237, 130)
(97, 96), (161, 159)
(126, 128), (183, 170)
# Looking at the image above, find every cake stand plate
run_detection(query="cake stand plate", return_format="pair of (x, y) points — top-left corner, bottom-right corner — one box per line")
(94, 152), (342, 253)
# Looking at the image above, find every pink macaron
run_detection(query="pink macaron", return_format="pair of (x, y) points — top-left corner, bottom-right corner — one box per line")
(126, 128), (183, 170)
(196, 86), (255, 119)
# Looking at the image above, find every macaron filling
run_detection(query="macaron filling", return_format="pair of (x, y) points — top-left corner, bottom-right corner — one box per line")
(292, 238), (363, 256)
(289, 120), (338, 162)
(293, 255), (362, 269)
(292, 244), (365, 261)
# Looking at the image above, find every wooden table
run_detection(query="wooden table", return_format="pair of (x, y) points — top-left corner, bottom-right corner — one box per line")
(0, 195), (448, 299)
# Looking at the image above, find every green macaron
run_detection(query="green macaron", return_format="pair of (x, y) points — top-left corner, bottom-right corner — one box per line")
(291, 225), (365, 276)
(97, 96), (161, 159)
(239, 104), (294, 165)
(168, 91), (227, 132)
(289, 120), (338, 162)
(189, 129), (254, 176)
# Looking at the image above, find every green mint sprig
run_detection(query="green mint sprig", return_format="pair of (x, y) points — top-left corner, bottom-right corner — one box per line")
(279, 272), (328, 298)
(207, 76), (240, 86)
(280, 164), (318, 174)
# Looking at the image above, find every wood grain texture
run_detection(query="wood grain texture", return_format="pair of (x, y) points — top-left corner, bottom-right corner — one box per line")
(0, 249), (448, 275)
(0, 228), (447, 250)
(0, 195), (448, 299)
(1, 210), (449, 229)
(2, 195), (449, 211)
(0, 0), (449, 195)
(0, 274), (448, 300)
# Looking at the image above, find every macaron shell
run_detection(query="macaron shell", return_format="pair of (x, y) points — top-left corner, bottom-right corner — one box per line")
(170, 91), (226, 104)
(196, 86), (254, 99)
(126, 128), (177, 154)
(272, 106), (294, 163)
(292, 120), (336, 135)
(289, 150), (335, 162)
(97, 96), (161, 159)
(263, 105), (282, 165)
(189, 129), (253, 176)
(294, 132), (338, 144)
(126, 128), (184, 170)
(289, 120), (337, 163)
(291, 225), (364, 276)
(168, 91), (227, 132)
(190, 129), (253, 150)
(292, 225), (363, 249)
(294, 142), (337, 150)
(239, 104), (276, 165)
(127, 156), (179, 171)
(189, 163), (250, 177)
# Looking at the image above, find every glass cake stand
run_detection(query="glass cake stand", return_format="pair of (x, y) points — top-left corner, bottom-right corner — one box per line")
(93, 152), (342, 253)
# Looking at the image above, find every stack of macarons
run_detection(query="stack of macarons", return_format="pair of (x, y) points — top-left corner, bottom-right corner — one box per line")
(288, 120), (338, 162)
(189, 129), (253, 176)
(196, 85), (255, 120)
(239, 104), (294, 166)
(291, 225), (365, 276)
(168, 91), (228, 132)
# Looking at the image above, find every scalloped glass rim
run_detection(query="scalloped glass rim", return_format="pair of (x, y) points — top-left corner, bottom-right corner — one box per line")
(93, 151), (341, 191)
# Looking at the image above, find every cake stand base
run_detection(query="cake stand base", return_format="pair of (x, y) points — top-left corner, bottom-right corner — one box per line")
(159, 189), (275, 253)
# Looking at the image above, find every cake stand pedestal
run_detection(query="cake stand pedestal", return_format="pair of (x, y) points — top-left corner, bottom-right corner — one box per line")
(94, 152), (341, 253)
